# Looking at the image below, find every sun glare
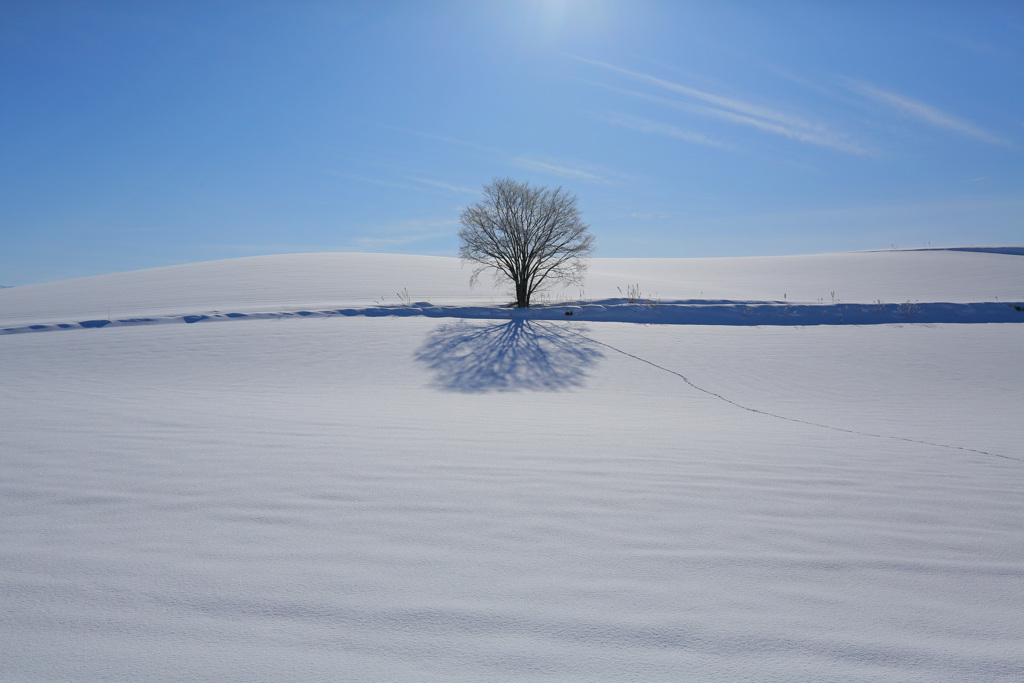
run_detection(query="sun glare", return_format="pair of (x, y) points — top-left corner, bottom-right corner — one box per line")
(521, 0), (614, 44)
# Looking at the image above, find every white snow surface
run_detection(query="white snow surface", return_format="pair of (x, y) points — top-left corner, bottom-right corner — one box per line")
(2, 250), (1022, 681)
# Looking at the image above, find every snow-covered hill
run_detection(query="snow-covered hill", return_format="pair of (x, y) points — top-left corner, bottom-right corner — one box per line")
(2, 250), (1022, 681)
(2, 248), (1022, 330)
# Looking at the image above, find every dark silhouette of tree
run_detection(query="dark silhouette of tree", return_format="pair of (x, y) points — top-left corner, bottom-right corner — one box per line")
(458, 178), (594, 307)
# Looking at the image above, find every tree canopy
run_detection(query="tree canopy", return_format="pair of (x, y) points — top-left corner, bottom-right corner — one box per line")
(458, 178), (594, 308)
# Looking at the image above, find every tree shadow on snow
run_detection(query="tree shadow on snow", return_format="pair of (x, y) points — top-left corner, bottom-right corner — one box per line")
(414, 319), (604, 392)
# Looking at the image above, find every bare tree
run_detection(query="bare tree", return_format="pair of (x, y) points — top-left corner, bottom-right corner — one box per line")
(458, 177), (595, 308)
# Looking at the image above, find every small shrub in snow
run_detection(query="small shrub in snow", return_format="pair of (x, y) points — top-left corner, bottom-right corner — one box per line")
(617, 283), (660, 312)
(898, 300), (920, 320)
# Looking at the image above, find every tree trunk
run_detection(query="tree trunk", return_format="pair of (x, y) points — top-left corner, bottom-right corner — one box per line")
(515, 280), (529, 307)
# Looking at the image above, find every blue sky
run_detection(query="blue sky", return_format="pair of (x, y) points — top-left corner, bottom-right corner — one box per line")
(2, 1), (1022, 285)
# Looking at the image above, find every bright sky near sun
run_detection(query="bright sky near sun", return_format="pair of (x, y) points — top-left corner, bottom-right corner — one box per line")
(2, 1), (1022, 285)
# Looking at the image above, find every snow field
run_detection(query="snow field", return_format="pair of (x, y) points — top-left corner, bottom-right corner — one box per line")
(1, 251), (1022, 681)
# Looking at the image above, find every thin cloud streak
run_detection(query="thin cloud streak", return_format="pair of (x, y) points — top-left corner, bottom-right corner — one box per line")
(591, 80), (870, 155)
(349, 233), (452, 249)
(596, 112), (735, 150)
(679, 100), (871, 155)
(373, 122), (504, 155)
(844, 80), (1007, 145)
(577, 57), (803, 128)
(348, 217), (459, 251)
(410, 177), (479, 194)
(704, 192), (1024, 230)
(512, 157), (610, 183)
(336, 173), (423, 192)
(576, 57), (870, 155)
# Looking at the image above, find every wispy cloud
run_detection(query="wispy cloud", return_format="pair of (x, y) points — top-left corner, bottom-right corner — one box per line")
(348, 218), (458, 251)
(202, 243), (351, 255)
(336, 173), (422, 192)
(410, 177), (479, 194)
(373, 123), (504, 155)
(349, 233), (452, 249)
(627, 211), (673, 219)
(842, 80), (1007, 145)
(578, 57), (805, 127)
(595, 112), (735, 150)
(926, 31), (1003, 58)
(576, 57), (870, 155)
(512, 156), (612, 183)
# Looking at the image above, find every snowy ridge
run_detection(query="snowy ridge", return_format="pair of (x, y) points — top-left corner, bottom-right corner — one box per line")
(2, 248), (1022, 332)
